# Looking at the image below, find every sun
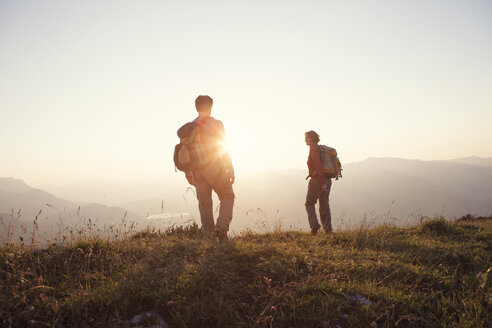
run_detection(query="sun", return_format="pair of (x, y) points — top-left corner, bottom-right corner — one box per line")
(219, 129), (258, 173)
(219, 138), (230, 154)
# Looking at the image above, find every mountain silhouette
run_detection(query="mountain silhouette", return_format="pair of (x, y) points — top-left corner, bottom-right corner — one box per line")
(228, 157), (492, 231)
(0, 178), (142, 244)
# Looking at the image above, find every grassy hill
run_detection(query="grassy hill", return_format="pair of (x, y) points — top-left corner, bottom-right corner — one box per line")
(1, 217), (491, 327)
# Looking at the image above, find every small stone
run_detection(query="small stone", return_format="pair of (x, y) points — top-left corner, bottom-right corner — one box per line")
(129, 311), (168, 328)
(349, 293), (373, 305)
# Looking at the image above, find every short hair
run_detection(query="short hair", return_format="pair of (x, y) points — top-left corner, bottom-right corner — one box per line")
(305, 130), (320, 144)
(195, 95), (213, 112)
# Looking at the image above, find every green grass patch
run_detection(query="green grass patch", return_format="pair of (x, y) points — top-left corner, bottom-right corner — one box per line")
(1, 217), (491, 327)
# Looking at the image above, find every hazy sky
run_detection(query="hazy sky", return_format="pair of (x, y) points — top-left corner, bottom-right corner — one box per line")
(1, 0), (491, 187)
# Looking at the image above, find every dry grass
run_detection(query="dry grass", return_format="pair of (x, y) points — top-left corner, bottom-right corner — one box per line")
(1, 214), (491, 327)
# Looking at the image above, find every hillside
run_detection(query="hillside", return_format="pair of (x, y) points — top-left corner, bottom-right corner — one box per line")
(1, 217), (490, 327)
(0, 178), (143, 244)
(3, 157), (491, 236)
(0, 177), (33, 193)
(448, 156), (492, 167)
(228, 157), (492, 231)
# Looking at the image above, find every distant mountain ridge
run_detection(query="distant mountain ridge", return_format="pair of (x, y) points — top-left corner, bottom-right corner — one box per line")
(0, 177), (33, 194)
(0, 178), (141, 222)
(76, 156), (492, 233)
(354, 157), (492, 201)
(0, 178), (143, 243)
(228, 156), (492, 231)
(1, 156), (492, 236)
(447, 156), (492, 167)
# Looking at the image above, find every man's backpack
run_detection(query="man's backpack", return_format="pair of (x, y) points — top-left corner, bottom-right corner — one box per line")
(174, 122), (208, 172)
(319, 145), (343, 180)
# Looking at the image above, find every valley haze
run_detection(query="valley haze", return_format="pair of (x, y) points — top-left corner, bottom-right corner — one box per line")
(1, 156), (491, 243)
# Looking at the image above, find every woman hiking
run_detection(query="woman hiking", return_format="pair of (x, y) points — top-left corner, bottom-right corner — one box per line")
(304, 130), (333, 235)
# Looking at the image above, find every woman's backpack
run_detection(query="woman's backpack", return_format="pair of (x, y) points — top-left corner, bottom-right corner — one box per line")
(319, 145), (343, 180)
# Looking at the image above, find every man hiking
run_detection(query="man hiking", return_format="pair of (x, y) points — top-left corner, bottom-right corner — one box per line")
(304, 130), (333, 235)
(176, 95), (235, 241)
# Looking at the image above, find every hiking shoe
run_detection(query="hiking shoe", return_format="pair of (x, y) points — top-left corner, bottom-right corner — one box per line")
(311, 224), (321, 236)
(213, 227), (228, 243)
(322, 226), (333, 234)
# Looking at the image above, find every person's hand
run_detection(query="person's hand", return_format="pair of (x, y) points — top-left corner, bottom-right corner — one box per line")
(185, 172), (195, 186)
(226, 170), (235, 185)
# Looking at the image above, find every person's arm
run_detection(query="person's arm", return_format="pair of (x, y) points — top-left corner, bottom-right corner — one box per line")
(218, 121), (235, 184)
(310, 146), (325, 187)
(222, 151), (234, 184)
